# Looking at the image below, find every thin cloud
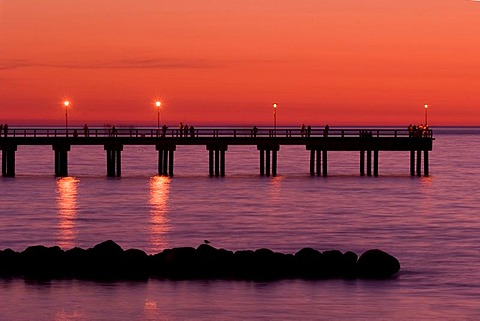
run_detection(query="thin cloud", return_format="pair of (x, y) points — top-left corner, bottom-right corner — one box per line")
(0, 58), (222, 70)
(0, 57), (282, 71)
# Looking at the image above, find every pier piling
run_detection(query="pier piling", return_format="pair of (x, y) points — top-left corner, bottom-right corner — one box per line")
(1, 145), (17, 177)
(258, 144), (279, 177)
(207, 144), (227, 177)
(53, 144), (70, 177)
(156, 144), (176, 176)
(105, 144), (123, 177)
(307, 147), (323, 176)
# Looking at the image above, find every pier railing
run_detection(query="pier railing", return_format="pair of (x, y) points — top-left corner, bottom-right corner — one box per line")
(0, 127), (433, 139)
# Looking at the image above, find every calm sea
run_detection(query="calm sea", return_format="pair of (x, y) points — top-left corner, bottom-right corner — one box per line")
(1, 127), (479, 320)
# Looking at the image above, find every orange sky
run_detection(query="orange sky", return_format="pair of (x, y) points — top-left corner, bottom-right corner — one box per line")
(1, 0), (479, 126)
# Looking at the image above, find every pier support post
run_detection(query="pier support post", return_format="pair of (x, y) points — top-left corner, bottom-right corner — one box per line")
(221, 150), (226, 177)
(367, 150), (372, 176)
(104, 144), (123, 177)
(416, 150), (422, 177)
(374, 150), (379, 177)
(206, 144), (228, 177)
(156, 144), (176, 177)
(310, 150), (315, 175)
(316, 149), (321, 176)
(53, 144), (71, 177)
(424, 150), (429, 177)
(215, 149), (220, 177)
(410, 151), (415, 176)
(1, 145), (17, 177)
(258, 144), (280, 177)
(209, 149), (214, 176)
(360, 150), (365, 176)
(265, 149), (270, 177)
(260, 149), (265, 176)
(322, 150), (328, 177)
(307, 147), (323, 176)
(272, 149), (277, 177)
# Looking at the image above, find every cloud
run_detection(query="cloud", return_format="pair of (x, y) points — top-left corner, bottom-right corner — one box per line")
(0, 57), (223, 71)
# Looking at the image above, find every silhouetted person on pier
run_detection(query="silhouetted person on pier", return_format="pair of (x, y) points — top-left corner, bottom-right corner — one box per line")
(408, 124), (413, 137)
(179, 122), (183, 137)
(162, 124), (168, 137)
(324, 124), (329, 137)
(83, 124), (89, 137)
(190, 125), (195, 137)
(253, 126), (258, 137)
(111, 126), (116, 137)
(184, 124), (189, 137)
(3, 123), (8, 137)
(307, 125), (311, 137)
(301, 124), (306, 137)
(73, 129), (78, 137)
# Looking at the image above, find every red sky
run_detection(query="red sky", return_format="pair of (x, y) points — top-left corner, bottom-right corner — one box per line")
(1, 0), (479, 126)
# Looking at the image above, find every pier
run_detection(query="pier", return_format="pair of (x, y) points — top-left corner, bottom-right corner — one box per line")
(0, 127), (433, 178)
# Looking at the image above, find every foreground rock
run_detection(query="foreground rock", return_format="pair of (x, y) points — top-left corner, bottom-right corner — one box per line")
(0, 241), (400, 280)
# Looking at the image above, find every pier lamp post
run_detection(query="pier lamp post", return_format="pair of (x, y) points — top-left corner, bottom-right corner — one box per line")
(64, 101), (70, 136)
(273, 103), (277, 137)
(424, 103), (428, 127)
(155, 101), (161, 130)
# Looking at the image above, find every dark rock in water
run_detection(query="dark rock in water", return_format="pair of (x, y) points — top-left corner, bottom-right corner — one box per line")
(89, 240), (124, 257)
(356, 249), (400, 278)
(65, 247), (88, 277)
(85, 240), (125, 280)
(123, 248), (149, 280)
(322, 250), (344, 277)
(0, 249), (21, 276)
(0, 241), (401, 281)
(195, 244), (234, 278)
(294, 247), (323, 278)
(233, 250), (255, 278)
(253, 248), (277, 279)
(20, 245), (65, 279)
(342, 251), (358, 277)
(162, 247), (196, 278)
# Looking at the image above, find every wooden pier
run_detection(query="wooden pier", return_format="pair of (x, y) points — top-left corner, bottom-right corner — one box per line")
(0, 127), (433, 178)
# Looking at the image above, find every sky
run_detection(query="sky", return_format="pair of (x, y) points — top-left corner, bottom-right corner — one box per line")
(1, 0), (479, 126)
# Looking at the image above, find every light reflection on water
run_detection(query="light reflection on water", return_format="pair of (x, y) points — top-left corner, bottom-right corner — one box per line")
(56, 177), (79, 249)
(148, 175), (171, 253)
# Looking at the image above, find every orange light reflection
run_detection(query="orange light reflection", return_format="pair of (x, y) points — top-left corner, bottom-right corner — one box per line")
(56, 177), (79, 250)
(148, 175), (171, 253)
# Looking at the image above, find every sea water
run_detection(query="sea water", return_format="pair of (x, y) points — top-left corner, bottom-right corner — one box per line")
(1, 127), (479, 320)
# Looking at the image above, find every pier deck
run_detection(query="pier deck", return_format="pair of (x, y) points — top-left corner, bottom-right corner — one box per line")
(0, 127), (433, 177)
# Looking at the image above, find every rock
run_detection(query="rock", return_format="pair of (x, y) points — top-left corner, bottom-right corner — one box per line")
(294, 248), (323, 278)
(356, 249), (400, 278)
(233, 250), (255, 278)
(0, 248), (21, 276)
(123, 248), (149, 280)
(195, 244), (233, 278)
(65, 247), (88, 277)
(85, 240), (125, 280)
(89, 240), (124, 257)
(0, 241), (401, 281)
(20, 245), (65, 278)
(162, 247), (196, 278)
(322, 250), (344, 277)
(341, 251), (358, 277)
